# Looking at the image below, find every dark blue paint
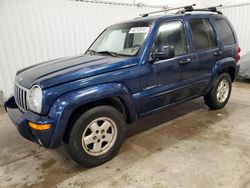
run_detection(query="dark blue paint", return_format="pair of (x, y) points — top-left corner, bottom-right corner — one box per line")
(5, 13), (240, 148)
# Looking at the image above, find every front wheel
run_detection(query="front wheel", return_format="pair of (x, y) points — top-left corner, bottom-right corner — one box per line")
(204, 73), (232, 110)
(68, 106), (126, 167)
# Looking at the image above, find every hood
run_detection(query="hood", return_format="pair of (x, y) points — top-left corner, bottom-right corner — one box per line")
(15, 54), (139, 89)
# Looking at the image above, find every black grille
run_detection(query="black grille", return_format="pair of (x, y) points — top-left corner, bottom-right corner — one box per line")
(14, 83), (28, 112)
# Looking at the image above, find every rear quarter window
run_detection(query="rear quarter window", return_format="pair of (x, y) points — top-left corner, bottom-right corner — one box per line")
(214, 18), (236, 46)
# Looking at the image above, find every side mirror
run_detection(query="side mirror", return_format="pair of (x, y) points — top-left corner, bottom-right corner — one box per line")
(151, 46), (175, 61)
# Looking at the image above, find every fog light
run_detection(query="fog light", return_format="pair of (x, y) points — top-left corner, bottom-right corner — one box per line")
(28, 122), (51, 131)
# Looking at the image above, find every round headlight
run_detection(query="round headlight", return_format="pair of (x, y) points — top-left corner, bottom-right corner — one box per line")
(27, 85), (42, 113)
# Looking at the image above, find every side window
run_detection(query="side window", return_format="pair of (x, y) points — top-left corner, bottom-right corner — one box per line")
(189, 18), (217, 50)
(214, 18), (235, 46)
(153, 21), (187, 56)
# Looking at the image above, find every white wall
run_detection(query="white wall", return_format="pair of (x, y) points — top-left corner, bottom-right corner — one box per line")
(101, 0), (250, 7)
(0, 0), (250, 100)
(0, 0), (156, 99)
(220, 4), (250, 55)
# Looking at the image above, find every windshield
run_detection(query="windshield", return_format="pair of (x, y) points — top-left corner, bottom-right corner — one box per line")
(87, 21), (152, 57)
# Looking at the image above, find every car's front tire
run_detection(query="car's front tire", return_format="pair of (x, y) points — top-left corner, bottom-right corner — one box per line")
(68, 105), (126, 167)
(204, 73), (232, 110)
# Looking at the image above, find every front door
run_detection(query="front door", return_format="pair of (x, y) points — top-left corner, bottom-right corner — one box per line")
(139, 20), (195, 115)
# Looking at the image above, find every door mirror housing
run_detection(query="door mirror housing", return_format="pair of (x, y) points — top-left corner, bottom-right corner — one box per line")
(151, 46), (175, 61)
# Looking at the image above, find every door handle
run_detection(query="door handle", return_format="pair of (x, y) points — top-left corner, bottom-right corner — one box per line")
(179, 58), (192, 65)
(214, 51), (223, 56)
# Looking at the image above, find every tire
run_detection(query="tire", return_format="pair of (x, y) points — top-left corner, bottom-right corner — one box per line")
(68, 105), (126, 167)
(204, 73), (232, 110)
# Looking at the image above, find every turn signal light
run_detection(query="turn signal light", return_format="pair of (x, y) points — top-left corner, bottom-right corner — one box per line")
(28, 122), (51, 131)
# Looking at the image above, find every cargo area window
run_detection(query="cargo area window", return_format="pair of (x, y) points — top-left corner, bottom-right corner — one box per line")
(189, 18), (217, 50)
(214, 18), (235, 46)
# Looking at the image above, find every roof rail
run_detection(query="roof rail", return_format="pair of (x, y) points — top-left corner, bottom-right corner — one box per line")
(177, 4), (223, 14)
(140, 4), (196, 17)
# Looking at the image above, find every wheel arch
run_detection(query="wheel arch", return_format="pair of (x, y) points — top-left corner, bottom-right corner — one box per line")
(219, 66), (236, 82)
(63, 96), (131, 143)
(48, 82), (137, 148)
(206, 57), (237, 94)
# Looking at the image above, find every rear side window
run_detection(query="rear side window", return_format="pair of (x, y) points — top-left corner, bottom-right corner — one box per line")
(189, 18), (217, 50)
(214, 18), (235, 46)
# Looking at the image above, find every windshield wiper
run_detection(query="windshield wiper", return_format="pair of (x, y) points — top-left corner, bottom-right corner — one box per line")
(86, 49), (97, 55)
(86, 49), (118, 57)
(97, 51), (117, 57)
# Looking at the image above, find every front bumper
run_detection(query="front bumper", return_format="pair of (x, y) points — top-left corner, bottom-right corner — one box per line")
(5, 96), (54, 148)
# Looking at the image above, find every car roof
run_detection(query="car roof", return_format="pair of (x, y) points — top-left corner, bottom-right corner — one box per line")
(115, 12), (225, 25)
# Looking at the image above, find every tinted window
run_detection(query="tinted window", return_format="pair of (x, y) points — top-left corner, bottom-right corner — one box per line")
(189, 18), (217, 50)
(214, 18), (235, 46)
(153, 21), (187, 56)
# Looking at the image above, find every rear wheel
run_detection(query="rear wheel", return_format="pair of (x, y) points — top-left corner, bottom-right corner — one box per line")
(68, 106), (126, 167)
(204, 73), (232, 110)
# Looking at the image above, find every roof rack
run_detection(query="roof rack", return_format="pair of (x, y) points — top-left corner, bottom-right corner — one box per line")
(140, 4), (196, 17)
(177, 4), (223, 14)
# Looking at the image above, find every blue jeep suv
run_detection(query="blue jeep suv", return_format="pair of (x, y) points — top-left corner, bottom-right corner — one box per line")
(5, 6), (240, 167)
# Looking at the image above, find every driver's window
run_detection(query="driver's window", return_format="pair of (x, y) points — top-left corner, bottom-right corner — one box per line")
(152, 21), (187, 56)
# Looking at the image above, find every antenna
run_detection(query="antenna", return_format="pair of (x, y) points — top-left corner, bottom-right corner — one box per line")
(140, 4), (196, 17)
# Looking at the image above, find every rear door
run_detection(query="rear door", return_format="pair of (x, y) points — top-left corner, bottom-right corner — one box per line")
(187, 15), (223, 95)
